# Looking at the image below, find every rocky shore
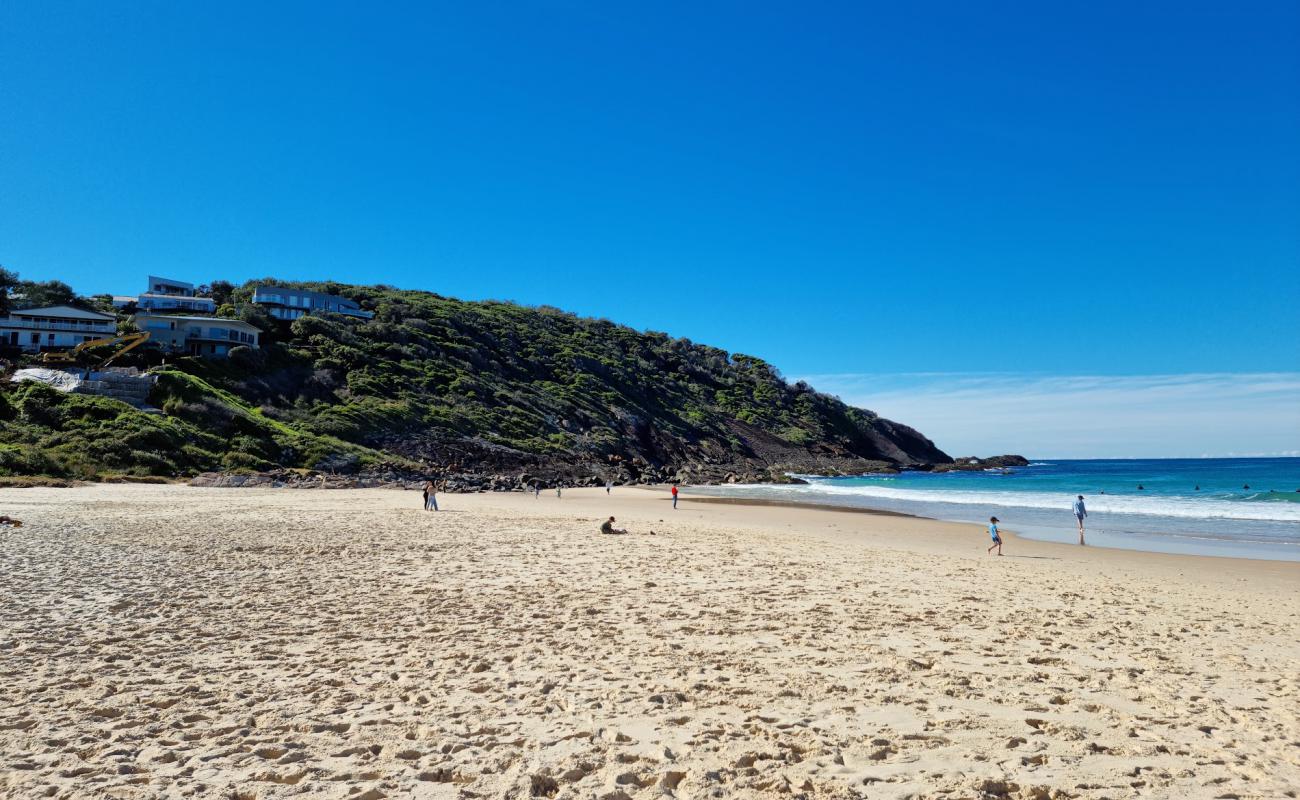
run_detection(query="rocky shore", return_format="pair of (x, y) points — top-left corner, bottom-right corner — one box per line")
(187, 453), (1032, 491)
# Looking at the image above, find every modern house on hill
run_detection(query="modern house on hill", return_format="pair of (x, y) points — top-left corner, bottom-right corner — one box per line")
(113, 276), (217, 314)
(133, 313), (260, 357)
(251, 285), (373, 320)
(0, 305), (118, 353)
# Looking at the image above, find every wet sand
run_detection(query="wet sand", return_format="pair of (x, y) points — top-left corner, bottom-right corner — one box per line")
(0, 484), (1296, 799)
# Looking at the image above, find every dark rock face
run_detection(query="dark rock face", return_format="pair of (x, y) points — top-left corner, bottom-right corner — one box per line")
(189, 420), (952, 491)
(371, 414), (948, 488)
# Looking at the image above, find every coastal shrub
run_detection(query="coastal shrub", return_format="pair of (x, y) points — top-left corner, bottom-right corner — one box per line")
(227, 345), (263, 370)
(15, 382), (66, 428)
(780, 426), (814, 446)
(0, 444), (56, 476)
(221, 451), (274, 472)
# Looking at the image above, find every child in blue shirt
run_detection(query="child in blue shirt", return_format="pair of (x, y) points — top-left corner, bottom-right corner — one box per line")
(987, 516), (1003, 556)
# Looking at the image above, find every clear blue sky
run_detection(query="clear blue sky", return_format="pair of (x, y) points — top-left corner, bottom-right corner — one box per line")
(2, 2), (1297, 455)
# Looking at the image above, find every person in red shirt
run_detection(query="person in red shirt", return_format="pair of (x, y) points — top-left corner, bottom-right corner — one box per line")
(671, 484), (679, 509)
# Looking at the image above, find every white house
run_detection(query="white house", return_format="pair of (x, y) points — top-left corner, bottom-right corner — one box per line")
(133, 313), (260, 357)
(0, 305), (118, 353)
(113, 276), (217, 314)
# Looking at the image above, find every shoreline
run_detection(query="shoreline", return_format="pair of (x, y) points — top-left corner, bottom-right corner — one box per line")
(672, 483), (1300, 564)
(661, 489), (1300, 583)
(632, 490), (919, 518)
(645, 485), (1300, 567)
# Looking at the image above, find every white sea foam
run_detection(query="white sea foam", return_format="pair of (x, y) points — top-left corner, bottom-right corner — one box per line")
(731, 482), (1300, 523)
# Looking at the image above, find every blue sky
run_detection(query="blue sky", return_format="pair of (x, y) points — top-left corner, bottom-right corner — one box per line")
(2, 2), (1297, 456)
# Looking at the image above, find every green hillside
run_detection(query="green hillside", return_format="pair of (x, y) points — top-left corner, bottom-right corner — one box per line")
(0, 281), (951, 485)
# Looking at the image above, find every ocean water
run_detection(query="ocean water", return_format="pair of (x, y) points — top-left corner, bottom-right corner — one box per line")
(704, 458), (1300, 561)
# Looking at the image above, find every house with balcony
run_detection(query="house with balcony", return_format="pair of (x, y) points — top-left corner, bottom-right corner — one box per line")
(133, 313), (260, 357)
(251, 285), (373, 320)
(0, 305), (118, 353)
(113, 276), (217, 314)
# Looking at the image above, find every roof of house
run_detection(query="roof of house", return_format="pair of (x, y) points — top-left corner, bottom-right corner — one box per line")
(146, 275), (195, 289)
(138, 293), (217, 302)
(133, 313), (261, 332)
(253, 285), (362, 305)
(6, 305), (117, 321)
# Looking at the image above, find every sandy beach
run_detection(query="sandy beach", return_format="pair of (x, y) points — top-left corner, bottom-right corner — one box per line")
(1, 484), (1296, 800)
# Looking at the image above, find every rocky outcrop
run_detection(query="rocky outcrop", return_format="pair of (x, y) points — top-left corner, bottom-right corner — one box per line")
(372, 420), (935, 489)
(931, 454), (1031, 473)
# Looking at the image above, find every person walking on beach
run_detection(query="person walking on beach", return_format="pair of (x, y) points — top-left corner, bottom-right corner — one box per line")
(556, 485), (562, 499)
(534, 483), (541, 499)
(1072, 495), (1087, 544)
(606, 479), (612, 495)
(671, 484), (679, 509)
(423, 479), (438, 511)
(987, 516), (1003, 556)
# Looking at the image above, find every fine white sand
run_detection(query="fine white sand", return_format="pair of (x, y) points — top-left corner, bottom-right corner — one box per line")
(0, 484), (1296, 799)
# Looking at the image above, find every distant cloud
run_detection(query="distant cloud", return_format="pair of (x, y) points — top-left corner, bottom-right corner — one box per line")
(800, 372), (1300, 459)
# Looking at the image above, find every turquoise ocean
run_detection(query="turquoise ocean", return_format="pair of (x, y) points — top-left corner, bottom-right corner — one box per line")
(705, 458), (1300, 561)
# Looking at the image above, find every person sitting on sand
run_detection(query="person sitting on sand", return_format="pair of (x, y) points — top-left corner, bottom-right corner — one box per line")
(987, 516), (1003, 556)
(600, 516), (627, 535)
(0, 515), (21, 528)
